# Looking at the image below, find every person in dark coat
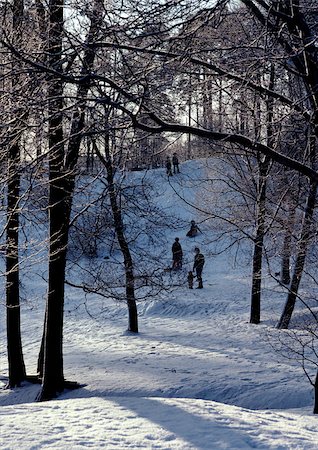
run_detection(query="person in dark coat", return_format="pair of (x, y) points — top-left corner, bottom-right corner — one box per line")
(186, 220), (202, 237)
(172, 153), (180, 174)
(172, 237), (183, 270)
(193, 247), (205, 288)
(166, 156), (173, 176)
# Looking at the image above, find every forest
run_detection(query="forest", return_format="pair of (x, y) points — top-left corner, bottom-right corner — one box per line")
(1, 0), (318, 423)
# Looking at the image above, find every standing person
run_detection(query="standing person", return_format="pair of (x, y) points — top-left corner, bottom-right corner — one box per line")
(166, 156), (173, 177)
(193, 247), (205, 288)
(172, 237), (183, 270)
(172, 153), (180, 174)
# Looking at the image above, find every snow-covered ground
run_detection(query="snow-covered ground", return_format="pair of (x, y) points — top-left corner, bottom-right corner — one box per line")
(1, 160), (318, 449)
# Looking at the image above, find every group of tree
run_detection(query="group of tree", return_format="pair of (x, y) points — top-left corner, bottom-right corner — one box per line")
(1, 0), (318, 412)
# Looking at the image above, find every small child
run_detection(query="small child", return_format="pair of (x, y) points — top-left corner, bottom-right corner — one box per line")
(187, 271), (194, 289)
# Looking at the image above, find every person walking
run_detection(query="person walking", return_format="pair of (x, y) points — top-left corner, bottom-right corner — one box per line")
(172, 153), (180, 174)
(172, 237), (183, 270)
(166, 156), (173, 177)
(193, 247), (205, 288)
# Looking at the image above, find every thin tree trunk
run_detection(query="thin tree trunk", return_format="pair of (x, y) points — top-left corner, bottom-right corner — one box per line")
(281, 234), (292, 286)
(6, 141), (26, 387)
(281, 202), (296, 285)
(94, 136), (138, 333)
(6, 0), (26, 388)
(277, 181), (317, 329)
(250, 156), (270, 324)
(250, 67), (274, 324)
(314, 370), (318, 414)
(36, 308), (46, 377)
(188, 74), (192, 159)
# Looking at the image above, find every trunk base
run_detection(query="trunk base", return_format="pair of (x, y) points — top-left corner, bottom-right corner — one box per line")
(4, 374), (44, 389)
(37, 380), (84, 402)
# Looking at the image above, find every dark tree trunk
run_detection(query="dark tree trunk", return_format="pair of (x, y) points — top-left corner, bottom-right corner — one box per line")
(37, 0), (102, 399)
(281, 204), (296, 286)
(314, 371), (318, 414)
(6, 141), (26, 387)
(281, 238), (291, 286)
(250, 156), (270, 324)
(38, 184), (69, 400)
(250, 66), (274, 324)
(37, 0), (66, 401)
(94, 136), (138, 333)
(277, 181), (317, 329)
(6, 0), (26, 388)
(36, 308), (46, 377)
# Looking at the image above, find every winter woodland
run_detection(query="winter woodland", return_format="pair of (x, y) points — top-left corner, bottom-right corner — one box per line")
(1, 1), (318, 449)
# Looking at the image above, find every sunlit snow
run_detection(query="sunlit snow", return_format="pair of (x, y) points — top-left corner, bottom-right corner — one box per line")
(1, 159), (317, 449)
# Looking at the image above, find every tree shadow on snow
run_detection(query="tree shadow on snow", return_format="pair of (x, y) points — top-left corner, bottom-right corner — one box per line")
(112, 396), (258, 449)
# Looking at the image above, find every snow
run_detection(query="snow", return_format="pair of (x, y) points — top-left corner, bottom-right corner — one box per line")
(1, 159), (318, 449)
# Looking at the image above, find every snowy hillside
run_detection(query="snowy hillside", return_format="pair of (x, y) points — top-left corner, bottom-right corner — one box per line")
(1, 159), (318, 449)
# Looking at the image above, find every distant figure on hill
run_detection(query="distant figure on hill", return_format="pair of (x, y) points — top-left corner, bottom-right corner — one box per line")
(172, 153), (180, 174)
(193, 247), (205, 289)
(187, 271), (194, 289)
(186, 220), (202, 238)
(166, 156), (173, 177)
(172, 237), (183, 270)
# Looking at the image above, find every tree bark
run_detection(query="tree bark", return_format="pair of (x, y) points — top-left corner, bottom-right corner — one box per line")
(281, 233), (292, 286)
(250, 66), (274, 324)
(37, 0), (66, 401)
(94, 136), (138, 333)
(6, 0), (26, 388)
(277, 181), (317, 329)
(6, 142), (26, 387)
(38, 179), (69, 400)
(314, 370), (318, 414)
(250, 156), (270, 324)
(281, 202), (297, 286)
(37, 0), (102, 399)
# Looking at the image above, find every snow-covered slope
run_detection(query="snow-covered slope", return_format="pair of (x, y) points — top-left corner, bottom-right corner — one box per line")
(0, 159), (317, 449)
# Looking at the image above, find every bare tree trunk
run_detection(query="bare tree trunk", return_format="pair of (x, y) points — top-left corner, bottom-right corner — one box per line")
(250, 67), (274, 324)
(94, 135), (138, 332)
(281, 201), (297, 285)
(36, 308), (46, 377)
(218, 78), (223, 132)
(6, 0), (26, 388)
(277, 181), (317, 329)
(187, 73), (192, 159)
(37, 1), (102, 399)
(314, 371), (318, 414)
(6, 144), (26, 387)
(250, 156), (270, 324)
(281, 233), (292, 286)
(38, 178), (69, 400)
(37, 0), (66, 400)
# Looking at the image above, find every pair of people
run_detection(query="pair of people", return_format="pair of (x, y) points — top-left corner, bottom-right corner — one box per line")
(166, 153), (180, 176)
(172, 238), (205, 288)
